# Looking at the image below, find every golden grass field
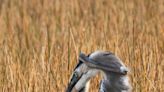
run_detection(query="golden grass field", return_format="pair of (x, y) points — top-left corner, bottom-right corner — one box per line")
(0, 0), (164, 92)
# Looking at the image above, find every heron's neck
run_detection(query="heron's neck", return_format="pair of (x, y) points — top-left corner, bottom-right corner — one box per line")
(78, 73), (131, 92)
(100, 73), (132, 92)
(79, 81), (90, 92)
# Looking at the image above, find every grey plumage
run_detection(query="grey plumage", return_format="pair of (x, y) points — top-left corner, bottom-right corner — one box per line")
(100, 72), (131, 92)
(66, 51), (132, 92)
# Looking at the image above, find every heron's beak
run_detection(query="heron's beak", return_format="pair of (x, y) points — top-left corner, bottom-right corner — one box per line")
(66, 72), (81, 92)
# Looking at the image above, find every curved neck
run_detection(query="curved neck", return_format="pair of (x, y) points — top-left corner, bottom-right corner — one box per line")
(79, 81), (90, 92)
(78, 72), (131, 92)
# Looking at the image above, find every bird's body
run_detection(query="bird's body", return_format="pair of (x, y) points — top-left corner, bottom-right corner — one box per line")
(66, 51), (132, 92)
(99, 73), (131, 92)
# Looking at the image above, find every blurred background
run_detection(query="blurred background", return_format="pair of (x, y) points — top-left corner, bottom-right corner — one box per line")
(0, 0), (164, 92)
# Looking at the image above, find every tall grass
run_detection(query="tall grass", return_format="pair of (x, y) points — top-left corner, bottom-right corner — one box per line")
(0, 0), (164, 92)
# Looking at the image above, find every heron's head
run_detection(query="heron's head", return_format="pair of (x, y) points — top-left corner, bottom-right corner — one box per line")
(66, 51), (129, 92)
(66, 59), (99, 92)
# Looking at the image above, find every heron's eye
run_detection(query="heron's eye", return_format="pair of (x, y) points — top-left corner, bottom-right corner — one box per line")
(70, 72), (80, 85)
(70, 72), (78, 82)
(74, 72), (78, 78)
(67, 72), (81, 92)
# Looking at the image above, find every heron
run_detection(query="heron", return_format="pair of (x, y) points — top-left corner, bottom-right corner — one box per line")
(66, 51), (132, 92)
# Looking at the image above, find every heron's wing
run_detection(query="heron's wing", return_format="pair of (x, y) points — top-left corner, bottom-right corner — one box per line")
(79, 52), (126, 74)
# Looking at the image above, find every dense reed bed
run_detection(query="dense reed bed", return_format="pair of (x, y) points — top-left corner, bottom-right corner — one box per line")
(0, 0), (164, 92)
